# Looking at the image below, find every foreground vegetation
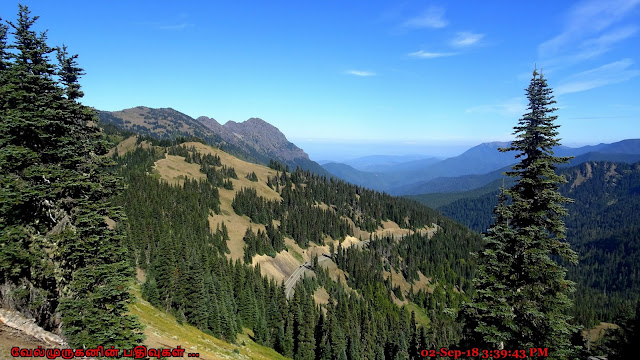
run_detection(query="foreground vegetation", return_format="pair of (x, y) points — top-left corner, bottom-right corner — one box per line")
(0, 5), (143, 348)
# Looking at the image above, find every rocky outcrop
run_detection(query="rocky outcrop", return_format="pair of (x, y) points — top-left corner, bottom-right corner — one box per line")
(0, 308), (66, 347)
(196, 116), (310, 162)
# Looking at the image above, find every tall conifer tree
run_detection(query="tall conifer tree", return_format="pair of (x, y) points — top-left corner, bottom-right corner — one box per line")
(464, 69), (578, 358)
(0, 5), (143, 348)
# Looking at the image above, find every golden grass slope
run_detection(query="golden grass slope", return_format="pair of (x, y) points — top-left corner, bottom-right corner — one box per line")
(106, 135), (137, 157)
(154, 154), (206, 186)
(145, 140), (439, 301)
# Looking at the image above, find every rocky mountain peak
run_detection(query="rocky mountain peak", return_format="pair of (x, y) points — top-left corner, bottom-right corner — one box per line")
(99, 107), (328, 175)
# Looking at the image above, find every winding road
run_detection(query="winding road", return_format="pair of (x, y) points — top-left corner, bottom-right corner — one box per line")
(284, 262), (311, 299)
(284, 254), (334, 299)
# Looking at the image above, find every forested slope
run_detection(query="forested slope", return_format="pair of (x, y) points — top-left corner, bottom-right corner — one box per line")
(422, 161), (640, 327)
(108, 134), (482, 358)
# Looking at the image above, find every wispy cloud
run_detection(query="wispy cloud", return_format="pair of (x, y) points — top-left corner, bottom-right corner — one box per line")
(346, 70), (376, 77)
(466, 97), (527, 117)
(136, 20), (195, 31)
(158, 23), (194, 30)
(556, 59), (640, 95)
(451, 32), (484, 47)
(408, 50), (457, 59)
(539, 0), (640, 60)
(403, 6), (448, 29)
(566, 115), (633, 120)
(578, 25), (638, 57)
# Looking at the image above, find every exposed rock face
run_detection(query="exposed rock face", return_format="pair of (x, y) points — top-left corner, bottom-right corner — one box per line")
(0, 308), (66, 347)
(197, 116), (310, 162)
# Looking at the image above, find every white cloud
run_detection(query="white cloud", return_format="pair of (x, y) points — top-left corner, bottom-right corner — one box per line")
(408, 50), (457, 59)
(451, 32), (484, 47)
(556, 59), (640, 94)
(579, 25), (638, 57)
(346, 70), (376, 77)
(582, 25), (638, 50)
(539, 0), (640, 59)
(466, 97), (527, 117)
(403, 6), (448, 29)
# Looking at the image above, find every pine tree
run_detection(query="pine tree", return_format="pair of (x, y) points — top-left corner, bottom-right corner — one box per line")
(283, 308), (295, 358)
(464, 69), (578, 358)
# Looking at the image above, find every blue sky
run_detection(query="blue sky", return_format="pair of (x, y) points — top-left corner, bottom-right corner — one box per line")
(2, 0), (639, 160)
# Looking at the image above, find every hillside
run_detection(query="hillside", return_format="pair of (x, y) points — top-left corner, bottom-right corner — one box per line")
(196, 115), (329, 176)
(416, 161), (640, 327)
(128, 286), (290, 360)
(98, 107), (329, 176)
(108, 135), (481, 358)
(0, 286), (290, 360)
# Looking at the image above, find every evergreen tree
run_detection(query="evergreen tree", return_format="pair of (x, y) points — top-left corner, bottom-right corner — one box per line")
(463, 186), (517, 346)
(283, 308), (295, 358)
(595, 301), (640, 360)
(0, 5), (143, 347)
(464, 69), (578, 358)
(0, 18), (8, 72)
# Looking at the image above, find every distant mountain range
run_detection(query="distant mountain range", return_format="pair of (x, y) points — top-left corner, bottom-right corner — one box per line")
(96, 107), (640, 196)
(321, 163), (394, 190)
(97, 106), (329, 176)
(322, 139), (640, 195)
(341, 154), (441, 172)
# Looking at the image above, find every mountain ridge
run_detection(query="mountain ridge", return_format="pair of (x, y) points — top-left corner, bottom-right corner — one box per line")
(321, 139), (640, 195)
(97, 106), (330, 176)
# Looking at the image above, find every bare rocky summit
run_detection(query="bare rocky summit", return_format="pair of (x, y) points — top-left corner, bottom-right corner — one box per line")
(197, 116), (309, 162)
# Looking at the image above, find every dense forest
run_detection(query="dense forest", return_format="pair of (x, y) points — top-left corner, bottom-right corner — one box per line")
(115, 141), (483, 358)
(428, 161), (640, 328)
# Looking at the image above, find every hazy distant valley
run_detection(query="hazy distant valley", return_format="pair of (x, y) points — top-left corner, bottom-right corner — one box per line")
(321, 139), (640, 195)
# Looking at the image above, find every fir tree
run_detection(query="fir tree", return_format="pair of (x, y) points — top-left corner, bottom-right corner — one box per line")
(464, 69), (578, 358)
(0, 5), (143, 347)
(463, 186), (517, 346)
(0, 18), (8, 72)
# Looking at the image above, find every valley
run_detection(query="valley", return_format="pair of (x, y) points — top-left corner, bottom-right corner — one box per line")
(321, 140), (640, 195)
(100, 132), (470, 358)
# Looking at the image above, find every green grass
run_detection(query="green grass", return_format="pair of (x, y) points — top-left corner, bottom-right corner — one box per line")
(129, 285), (290, 360)
(288, 248), (304, 262)
(403, 302), (431, 328)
